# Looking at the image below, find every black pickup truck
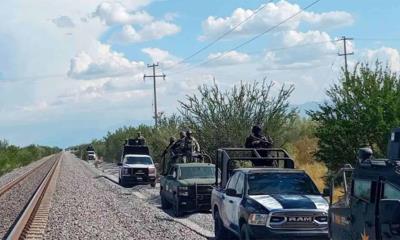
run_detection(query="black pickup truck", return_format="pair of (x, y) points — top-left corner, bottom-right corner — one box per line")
(211, 148), (329, 240)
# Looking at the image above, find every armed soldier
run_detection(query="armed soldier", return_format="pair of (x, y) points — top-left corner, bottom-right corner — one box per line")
(133, 132), (146, 145)
(162, 136), (176, 157)
(184, 130), (201, 159)
(245, 125), (273, 149)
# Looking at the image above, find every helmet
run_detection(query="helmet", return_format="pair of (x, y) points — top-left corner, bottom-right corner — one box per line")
(186, 130), (193, 135)
(358, 147), (373, 163)
(179, 131), (186, 138)
(251, 125), (262, 134)
(169, 136), (176, 143)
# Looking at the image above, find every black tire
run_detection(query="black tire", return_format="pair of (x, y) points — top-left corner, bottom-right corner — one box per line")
(151, 181), (156, 188)
(240, 223), (254, 240)
(119, 177), (126, 187)
(214, 209), (232, 240)
(173, 197), (183, 217)
(160, 191), (171, 209)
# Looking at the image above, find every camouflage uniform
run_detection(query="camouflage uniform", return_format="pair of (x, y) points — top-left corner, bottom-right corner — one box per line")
(245, 125), (273, 148)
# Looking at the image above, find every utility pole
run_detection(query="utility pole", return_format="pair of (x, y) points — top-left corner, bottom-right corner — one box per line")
(144, 63), (165, 128)
(338, 36), (354, 75)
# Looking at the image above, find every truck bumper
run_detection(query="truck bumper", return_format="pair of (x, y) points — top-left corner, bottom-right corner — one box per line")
(248, 225), (329, 240)
(178, 194), (212, 213)
(121, 175), (156, 185)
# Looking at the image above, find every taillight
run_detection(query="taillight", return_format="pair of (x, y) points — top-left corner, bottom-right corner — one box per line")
(148, 167), (156, 175)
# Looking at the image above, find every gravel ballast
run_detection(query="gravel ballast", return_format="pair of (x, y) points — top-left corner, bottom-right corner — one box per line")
(45, 153), (206, 240)
(0, 156), (57, 238)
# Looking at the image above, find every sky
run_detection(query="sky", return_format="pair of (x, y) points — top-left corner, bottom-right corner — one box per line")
(1, 0), (400, 148)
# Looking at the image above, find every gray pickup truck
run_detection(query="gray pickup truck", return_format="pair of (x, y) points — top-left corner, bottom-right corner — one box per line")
(211, 148), (329, 240)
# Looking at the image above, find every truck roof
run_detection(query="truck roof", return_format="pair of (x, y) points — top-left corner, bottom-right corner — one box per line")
(175, 163), (215, 168)
(124, 154), (152, 158)
(234, 168), (305, 174)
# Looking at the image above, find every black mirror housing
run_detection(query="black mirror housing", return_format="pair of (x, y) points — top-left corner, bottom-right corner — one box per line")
(117, 162), (123, 166)
(226, 188), (238, 197)
(323, 188), (331, 197)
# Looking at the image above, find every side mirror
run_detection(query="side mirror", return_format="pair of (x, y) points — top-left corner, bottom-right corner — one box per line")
(323, 188), (331, 197)
(117, 162), (122, 166)
(226, 188), (238, 197)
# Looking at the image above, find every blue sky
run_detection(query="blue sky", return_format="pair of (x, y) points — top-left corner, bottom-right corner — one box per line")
(0, 0), (400, 147)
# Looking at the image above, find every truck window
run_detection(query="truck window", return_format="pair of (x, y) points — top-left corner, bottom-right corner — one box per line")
(125, 156), (152, 165)
(383, 183), (400, 199)
(353, 179), (371, 201)
(226, 172), (239, 190)
(247, 172), (320, 195)
(179, 167), (215, 179)
(235, 173), (244, 196)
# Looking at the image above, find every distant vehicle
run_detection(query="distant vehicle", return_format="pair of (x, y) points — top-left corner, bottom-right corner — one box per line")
(211, 148), (329, 240)
(159, 162), (215, 217)
(118, 140), (156, 187)
(328, 128), (400, 240)
(86, 145), (96, 161)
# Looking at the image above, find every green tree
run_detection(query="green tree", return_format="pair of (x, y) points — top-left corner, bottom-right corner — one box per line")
(179, 80), (297, 157)
(309, 62), (400, 171)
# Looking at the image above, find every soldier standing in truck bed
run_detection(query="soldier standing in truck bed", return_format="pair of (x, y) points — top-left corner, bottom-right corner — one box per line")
(184, 130), (200, 153)
(245, 125), (273, 148)
(162, 136), (176, 157)
(133, 132), (146, 145)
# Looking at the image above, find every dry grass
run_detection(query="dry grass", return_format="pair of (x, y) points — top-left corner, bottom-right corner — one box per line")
(289, 136), (328, 192)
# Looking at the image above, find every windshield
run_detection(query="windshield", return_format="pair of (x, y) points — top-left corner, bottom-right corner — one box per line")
(125, 156), (153, 165)
(248, 172), (320, 195)
(179, 166), (215, 179)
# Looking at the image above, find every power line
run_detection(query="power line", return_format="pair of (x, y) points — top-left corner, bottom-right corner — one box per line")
(167, 0), (322, 76)
(164, 0), (274, 71)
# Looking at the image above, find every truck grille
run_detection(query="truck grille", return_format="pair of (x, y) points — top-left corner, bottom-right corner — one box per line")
(128, 168), (148, 175)
(268, 211), (327, 230)
(189, 184), (213, 207)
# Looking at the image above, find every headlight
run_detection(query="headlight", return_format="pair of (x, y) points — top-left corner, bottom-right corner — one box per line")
(122, 168), (130, 176)
(178, 186), (189, 196)
(248, 214), (268, 226)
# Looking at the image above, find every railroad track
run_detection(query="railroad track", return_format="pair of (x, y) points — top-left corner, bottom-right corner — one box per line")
(0, 153), (62, 240)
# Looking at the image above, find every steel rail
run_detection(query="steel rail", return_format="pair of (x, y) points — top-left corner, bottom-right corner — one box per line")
(6, 154), (61, 240)
(0, 155), (54, 198)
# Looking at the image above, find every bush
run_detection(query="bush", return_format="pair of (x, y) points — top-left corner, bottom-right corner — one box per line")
(0, 141), (61, 176)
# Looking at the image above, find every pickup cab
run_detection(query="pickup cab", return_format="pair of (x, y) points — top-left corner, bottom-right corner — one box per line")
(211, 148), (329, 240)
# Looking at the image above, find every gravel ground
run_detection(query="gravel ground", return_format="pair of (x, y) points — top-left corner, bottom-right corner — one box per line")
(0, 155), (53, 188)
(0, 156), (57, 238)
(45, 153), (207, 240)
(93, 160), (215, 233)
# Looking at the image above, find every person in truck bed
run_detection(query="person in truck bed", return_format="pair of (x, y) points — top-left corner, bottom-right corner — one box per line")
(245, 125), (273, 149)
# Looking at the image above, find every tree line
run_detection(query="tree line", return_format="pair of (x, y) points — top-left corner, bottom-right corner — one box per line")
(73, 61), (400, 176)
(0, 140), (61, 176)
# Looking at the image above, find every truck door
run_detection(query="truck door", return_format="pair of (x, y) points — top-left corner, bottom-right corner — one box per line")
(329, 169), (352, 240)
(223, 172), (240, 231)
(229, 173), (244, 229)
(165, 167), (177, 202)
(350, 178), (377, 240)
(379, 182), (400, 239)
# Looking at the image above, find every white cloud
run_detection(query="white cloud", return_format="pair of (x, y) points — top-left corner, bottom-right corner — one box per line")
(200, 0), (353, 40)
(142, 48), (180, 68)
(113, 21), (180, 43)
(93, 2), (153, 25)
(366, 47), (400, 72)
(68, 42), (145, 79)
(52, 16), (75, 28)
(207, 51), (251, 66)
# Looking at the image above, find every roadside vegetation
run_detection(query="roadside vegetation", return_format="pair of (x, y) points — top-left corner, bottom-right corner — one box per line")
(0, 140), (61, 176)
(72, 61), (399, 190)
